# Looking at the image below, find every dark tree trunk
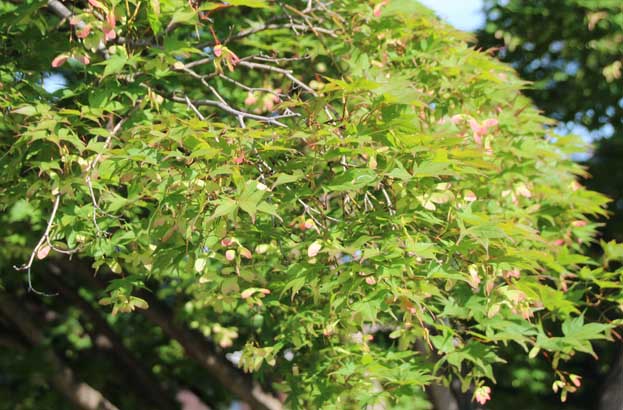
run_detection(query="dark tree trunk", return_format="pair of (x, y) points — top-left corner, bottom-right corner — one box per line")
(44, 266), (180, 410)
(62, 258), (283, 410)
(0, 293), (120, 410)
(138, 290), (283, 410)
(600, 345), (623, 410)
(414, 339), (472, 410)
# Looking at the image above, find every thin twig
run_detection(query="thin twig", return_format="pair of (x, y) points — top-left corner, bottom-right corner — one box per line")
(206, 84), (229, 105)
(230, 23), (337, 41)
(45, 236), (80, 255)
(14, 193), (62, 296)
(170, 94), (297, 127)
(238, 61), (317, 95)
(84, 112), (134, 234)
(47, 0), (110, 58)
(218, 74), (287, 98)
(381, 185), (396, 215)
(303, 0), (313, 13)
(184, 96), (206, 121)
(297, 198), (324, 228)
(252, 54), (311, 63)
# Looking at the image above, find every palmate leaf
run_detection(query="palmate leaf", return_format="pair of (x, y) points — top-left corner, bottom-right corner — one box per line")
(0, 0), (619, 408)
(325, 168), (378, 192)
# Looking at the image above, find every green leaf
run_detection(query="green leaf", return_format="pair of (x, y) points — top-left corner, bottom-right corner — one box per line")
(326, 169), (377, 192)
(168, 9), (197, 26)
(273, 171), (303, 187)
(257, 201), (282, 221)
(102, 54), (127, 78)
(223, 0), (269, 7)
(148, 0), (162, 35)
(238, 181), (265, 221)
(11, 105), (37, 116)
(209, 198), (238, 220)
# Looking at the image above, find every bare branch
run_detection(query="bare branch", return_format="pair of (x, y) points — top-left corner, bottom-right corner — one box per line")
(46, 0), (110, 58)
(84, 106), (141, 234)
(238, 61), (317, 95)
(218, 74), (287, 98)
(84, 109), (136, 234)
(381, 185), (396, 215)
(169, 94), (298, 127)
(47, 0), (74, 23)
(251, 54), (311, 63)
(182, 57), (213, 70)
(226, 15), (337, 41)
(303, 0), (314, 13)
(14, 193), (61, 296)
(0, 293), (121, 410)
(45, 235), (80, 255)
(206, 84), (229, 106)
(184, 96), (206, 121)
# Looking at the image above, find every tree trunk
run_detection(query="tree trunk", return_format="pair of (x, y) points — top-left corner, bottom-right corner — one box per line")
(138, 291), (283, 410)
(63, 258), (283, 410)
(600, 345), (623, 410)
(0, 293), (120, 410)
(44, 266), (180, 410)
(414, 339), (474, 410)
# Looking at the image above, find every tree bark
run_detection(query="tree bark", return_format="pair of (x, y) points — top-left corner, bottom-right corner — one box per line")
(600, 345), (623, 410)
(44, 266), (180, 410)
(138, 291), (283, 410)
(63, 258), (283, 410)
(414, 339), (472, 410)
(0, 292), (120, 410)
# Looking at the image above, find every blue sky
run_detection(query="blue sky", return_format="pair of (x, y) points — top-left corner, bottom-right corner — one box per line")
(419, 0), (485, 32)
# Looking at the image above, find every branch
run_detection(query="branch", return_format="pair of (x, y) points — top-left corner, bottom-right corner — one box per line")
(47, 0), (73, 22)
(218, 74), (287, 98)
(251, 55), (311, 63)
(136, 291), (284, 410)
(179, 57), (316, 97)
(44, 269), (179, 410)
(46, 0), (111, 58)
(238, 60), (317, 95)
(303, 0), (313, 13)
(230, 22), (337, 41)
(66, 261), (283, 410)
(169, 94), (298, 127)
(381, 184), (396, 215)
(0, 293), (121, 410)
(84, 109), (135, 234)
(14, 193), (63, 296)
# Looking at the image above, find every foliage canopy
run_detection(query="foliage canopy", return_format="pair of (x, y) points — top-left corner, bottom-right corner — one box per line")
(0, 0), (621, 409)
(478, 0), (623, 246)
(479, 0), (623, 134)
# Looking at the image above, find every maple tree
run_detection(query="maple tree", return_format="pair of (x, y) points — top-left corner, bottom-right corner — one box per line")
(0, 1), (621, 409)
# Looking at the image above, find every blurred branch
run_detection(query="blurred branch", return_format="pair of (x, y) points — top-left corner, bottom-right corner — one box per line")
(66, 260), (284, 410)
(13, 193), (63, 296)
(238, 61), (317, 95)
(44, 267), (179, 410)
(137, 291), (284, 410)
(230, 22), (337, 40)
(0, 292), (121, 410)
(84, 112), (132, 235)
(168, 94), (298, 127)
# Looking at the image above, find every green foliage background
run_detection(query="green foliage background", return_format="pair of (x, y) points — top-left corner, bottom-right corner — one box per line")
(0, 0), (621, 409)
(478, 0), (623, 242)
(478, 3), (623, 408)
